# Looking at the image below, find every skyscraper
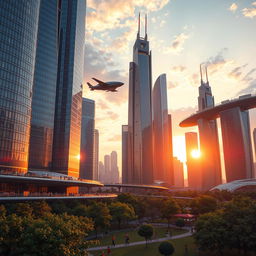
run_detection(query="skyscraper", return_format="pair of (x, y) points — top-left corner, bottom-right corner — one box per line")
(122, 125), (129, 184)
(80, 98), (95, 179)
(0, 1), (40, 174)
(197, 66), (222, 190)
(127, 14), (154, 185)
(93, 129), (99, 180)
(173, 157), (184, 188)
(253, 128), (256, 162)
(52, 0), (86, 177)
(153, 74), (173, 185)
(220, 107), (253, 182)
(99, 161), (105, 183)
(111, 151), (119, 184)
(104, 155), (111, 183)
(28, 0), (59, 171)
(185, 132), (201, 190)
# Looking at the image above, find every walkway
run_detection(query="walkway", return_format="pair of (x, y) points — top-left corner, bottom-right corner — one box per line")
(87, 229), (192, 252)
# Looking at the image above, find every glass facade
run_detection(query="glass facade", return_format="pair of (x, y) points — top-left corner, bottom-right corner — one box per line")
(52, 0), (86, 177)
(93, 129), (99, 180)
(153, 74), (173, 185)
(28, 0), (59, 170)
(0, 0), (40, 173)
(127, 32), (154, 185)
(80, 98), (95, 179)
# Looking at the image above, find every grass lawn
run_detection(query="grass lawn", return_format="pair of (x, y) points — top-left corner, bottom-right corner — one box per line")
(91, 227), (186, 247)
(91, 236), (196, 256)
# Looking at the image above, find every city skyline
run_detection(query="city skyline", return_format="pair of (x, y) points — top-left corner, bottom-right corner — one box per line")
(83, 0), (256, 172)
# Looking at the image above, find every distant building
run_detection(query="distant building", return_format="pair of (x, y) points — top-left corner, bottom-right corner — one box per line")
(127, 15), (154, 184)
(220, 108), (253, 182)
(185, 132), (201, 190)
(80, 98), (95, 179)
(104, 155), (111, 183)
(99, 161), (105, 183)
(173, 157), (184, 187)
(111, 151), (119, 184)
(0, 1), (40, 174)
(29, 0), (59, 171)
(253, 128), (256, 162)
(197, 66), (222, 190)
(153, 74), (173, 185)
(122, 125), (129, 184)
(52, 0), (86, 177)
(168, 114), (174, 185)
(93, 129), (99, 180)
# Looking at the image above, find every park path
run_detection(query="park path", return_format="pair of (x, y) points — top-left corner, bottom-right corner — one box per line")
(87, 229), (192, 252)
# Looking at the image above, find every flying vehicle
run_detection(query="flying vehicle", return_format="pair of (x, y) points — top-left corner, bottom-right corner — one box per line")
(87, 78), (124, 92)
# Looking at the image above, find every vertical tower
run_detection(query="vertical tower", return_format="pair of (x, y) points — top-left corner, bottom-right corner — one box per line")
(0, 0), (40, 174)
(197, 66), (222, 190)
(128, 14), (154, 184)
(168, 114), (174, 185)
(111, 151), (119, 184)
(153, 74), (173, 185)
(80, 98), (95, 179)
(104, 155), (111, 183)
(185, 132), (201, 190)
(98, 161), (105, 183)
(173, 157), (184, 187)
(122, 125), (129, 184)
(93, 129), (99, 180)
(220, 107), (253, 182)
(29, 0), (59, 171)
(52, 0), (86, 177)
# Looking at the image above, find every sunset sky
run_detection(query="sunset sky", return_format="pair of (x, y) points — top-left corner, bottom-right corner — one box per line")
(83, 0), (256, 173)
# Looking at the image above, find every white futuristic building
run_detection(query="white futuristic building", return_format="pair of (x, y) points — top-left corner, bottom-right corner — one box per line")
(211, 179), (256, 192)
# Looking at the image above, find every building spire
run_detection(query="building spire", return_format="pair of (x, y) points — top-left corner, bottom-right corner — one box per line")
(200, 64), (203, 85)
(137, 12), (140, 38)
(145, 14), (147, 40)
(205, 66), (209, 85)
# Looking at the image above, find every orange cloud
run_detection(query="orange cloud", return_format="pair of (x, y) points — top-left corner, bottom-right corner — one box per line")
(242, 2), (256, 18)
(229, 3), (238, 12)
(167, 33), (189, 54)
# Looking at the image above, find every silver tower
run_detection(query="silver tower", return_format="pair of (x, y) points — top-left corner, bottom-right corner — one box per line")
(127, 14), (154, 184)
(197, 65), (222, 190)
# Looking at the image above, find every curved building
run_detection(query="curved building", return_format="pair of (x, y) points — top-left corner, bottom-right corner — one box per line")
(0, 1), (40, 173)
(211, 179), (256, 192)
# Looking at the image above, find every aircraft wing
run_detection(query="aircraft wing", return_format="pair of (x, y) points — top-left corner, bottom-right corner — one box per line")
(92, 77), (106, 85)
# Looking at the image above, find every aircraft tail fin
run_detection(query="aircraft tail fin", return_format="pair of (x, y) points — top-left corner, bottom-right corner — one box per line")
(87, 82), (94, 90)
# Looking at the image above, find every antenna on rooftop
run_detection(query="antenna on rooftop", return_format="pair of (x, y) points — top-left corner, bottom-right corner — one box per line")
(145, 14), (147, 39)
(137, 12), (140, 38)
(200, 64), (203, 84)
(205, 66), (209, 84)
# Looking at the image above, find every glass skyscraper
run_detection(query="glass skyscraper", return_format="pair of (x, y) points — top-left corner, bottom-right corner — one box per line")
(0, 1), (40, 173)
(80, 98), (95, 180)
(28, 0), (59, 171)
(153, 74), (173, 185)
(52, 0), (86, 177)
(127, 16), (154, 184)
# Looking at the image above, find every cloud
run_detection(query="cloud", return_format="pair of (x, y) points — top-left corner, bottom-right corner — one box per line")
(228, 64), (247, 80)
(167, 33), (189, 54)
(236, 79), (256, 96)
(242, 2), (256, 18)
(108, 134), (121, 142)
(106, 111), (119, 120)
(87, 0), (170, 32)
(229, 3), (238, 12)
(242, 68), (256, 82)
(171, 65), (186, 72)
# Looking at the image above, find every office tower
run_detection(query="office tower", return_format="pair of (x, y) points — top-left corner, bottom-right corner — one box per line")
(173, 157), (184, 187)
(80, 98), (95, 179)
(153, 74), (173, 185)
(168, 114), (174, 184)
(220, 108), (253, 182)
(0, 1), (40, 174)
(197, 66), (222, 190)
(104, 155), (111, 183)
(29, 0), (59, 171)
(253, 128), (256, 162)
(185, 132), (201, 190)
(122, 125), (129, 184)
(99, 161), (105, 183)
(127, 14), (154, 184)
(93, 129), (99, 180)
(52, 0), (86, 177)
(111, 151), (119, 184)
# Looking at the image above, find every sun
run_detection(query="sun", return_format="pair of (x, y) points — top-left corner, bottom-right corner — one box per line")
(191, 149), (201, 159)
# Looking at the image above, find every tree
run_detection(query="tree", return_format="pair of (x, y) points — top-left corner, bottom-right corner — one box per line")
(87, 202), (111, 237)
(109, 202), (136, 228)
(15, 203), (33, 217)
(72, 204), (88, 217)
(161, 198), (180, 230)
(158, 241), (175, 256)
(32, 201), (51, 217)
(138, 224), (153, 247)
(190, 195), (217, 215)
(175, 218), (185, 228)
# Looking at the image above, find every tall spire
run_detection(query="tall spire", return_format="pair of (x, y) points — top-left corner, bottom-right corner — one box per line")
(145, 14), (147, 40)
(200, 64), (203, 85)
(205, 66), (209, 85)
(137, 12), (140, 38)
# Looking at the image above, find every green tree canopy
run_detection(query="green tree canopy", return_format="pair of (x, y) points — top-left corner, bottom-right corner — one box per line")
(138, 224), (153, 247)
(190, 195), (218, 215)
(158, 241), (175, 256)
(161, 198), (180, 229)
